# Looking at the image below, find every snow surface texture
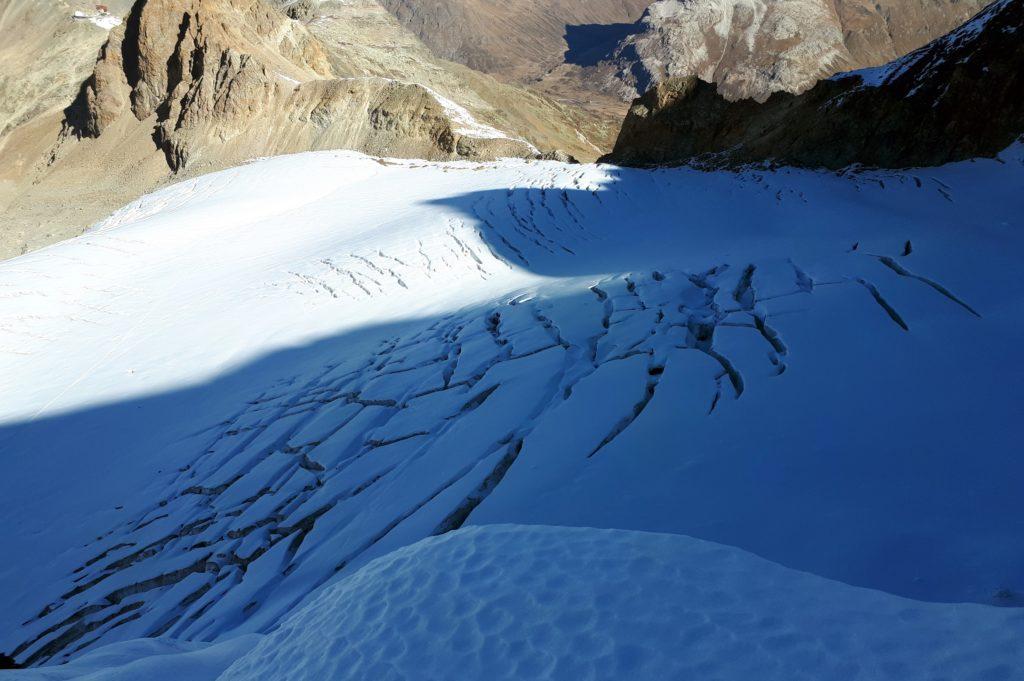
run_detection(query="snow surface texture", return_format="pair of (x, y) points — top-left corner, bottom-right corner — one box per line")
(12, 525), (1024, 680)
(1, 147), (1023, 670)
(218, 525), (1024, 681)
(3, 636), (259, 681)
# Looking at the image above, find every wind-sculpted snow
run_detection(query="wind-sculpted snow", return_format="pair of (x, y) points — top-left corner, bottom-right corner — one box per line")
(14, 527), (1023, 681)
(216, 525), (1024, 681)
(1, 149), (1023, 667)
(3, 636), (260, 681)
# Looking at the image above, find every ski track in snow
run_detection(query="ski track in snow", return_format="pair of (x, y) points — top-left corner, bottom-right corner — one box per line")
(1, 148), (1022, 669)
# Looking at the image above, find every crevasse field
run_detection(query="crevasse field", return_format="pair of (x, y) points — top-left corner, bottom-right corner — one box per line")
(1, 148), (1023, 679)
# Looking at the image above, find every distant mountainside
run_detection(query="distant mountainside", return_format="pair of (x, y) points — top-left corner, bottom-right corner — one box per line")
(372, 0), (993, 122)
(373, 0), (992, 105)
(0, 0), (607, 261)
(376, 0), (652, 80)
(0, 0), (1008, 262)
(608, 0), (1023, 169)
(375, 0), (654, 124)
(580, 0), (994, 101)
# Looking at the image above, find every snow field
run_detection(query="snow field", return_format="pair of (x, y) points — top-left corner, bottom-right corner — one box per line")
(1, 147), (1022, 669)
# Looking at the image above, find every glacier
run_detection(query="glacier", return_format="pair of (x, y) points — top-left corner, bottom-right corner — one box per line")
(1, 147), (1023, 677)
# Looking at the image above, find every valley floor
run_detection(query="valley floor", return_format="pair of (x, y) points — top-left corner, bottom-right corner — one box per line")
(1, 147), (1022, 677)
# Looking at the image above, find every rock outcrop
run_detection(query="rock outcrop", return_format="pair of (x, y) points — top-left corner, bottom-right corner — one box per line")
(67, 0), (538, 170)
(607, 0), (1023, 169)
(592, 0), (994, 101)
(1, 0), (607, 260)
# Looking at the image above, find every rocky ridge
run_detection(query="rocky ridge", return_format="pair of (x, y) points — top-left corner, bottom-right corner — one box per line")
(0, 0), (605, 260)
(67, 0), (540, 171)
(607, 0), (1023, 169)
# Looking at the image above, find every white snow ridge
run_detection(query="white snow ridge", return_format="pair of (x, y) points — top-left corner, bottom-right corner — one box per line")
(1, 146), (1023, 679)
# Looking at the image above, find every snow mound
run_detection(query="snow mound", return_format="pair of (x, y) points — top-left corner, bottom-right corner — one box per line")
(4, 636), (259, 681)
(220, 524), (1024, 681)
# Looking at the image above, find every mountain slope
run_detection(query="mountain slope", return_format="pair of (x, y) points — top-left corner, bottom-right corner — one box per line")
(1, 144), (1022, 666)
(65, 0), (543, 171)
(609, 0), (1023, 168)
(286, 0), (615, 158)
(0, 0), (132, 144)
(0, 0), (605, 261)
(374, 0), (656, 126)
(370, 0), (994, 122)
(376, 0), (652, 80)
(0, 0), (134, 259)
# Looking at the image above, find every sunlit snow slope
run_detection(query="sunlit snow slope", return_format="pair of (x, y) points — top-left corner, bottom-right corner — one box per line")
(1, 148), (1022, 669)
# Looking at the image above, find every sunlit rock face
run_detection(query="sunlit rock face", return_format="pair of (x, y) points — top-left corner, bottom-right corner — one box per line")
(600, 0), (992, 101)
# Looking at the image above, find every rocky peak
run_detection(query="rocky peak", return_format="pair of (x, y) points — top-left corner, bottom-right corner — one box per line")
(66, 0), (549, 171)
(127, 0), (332, 118)
(70, 0), (332, 164)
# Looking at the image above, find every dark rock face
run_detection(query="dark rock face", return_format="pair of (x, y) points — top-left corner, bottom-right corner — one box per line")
(606, 0), (1024, 170)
